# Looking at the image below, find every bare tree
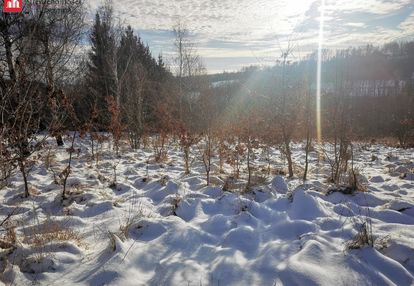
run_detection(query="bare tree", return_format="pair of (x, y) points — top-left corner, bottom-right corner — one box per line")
(199, 133), (213, 186)
(303, 88), (314, 181)
(23, 2), (85, 146)
(1, 63), (47, 197)
(272, 41), (299, 178)
(323, 61), (353, 185)
(172, 22), (206, 175)
(173, 22), (202, 121)
(0, 0), (85, 196)
(197, 86), (217, 186)
(123, 62), (146, 149)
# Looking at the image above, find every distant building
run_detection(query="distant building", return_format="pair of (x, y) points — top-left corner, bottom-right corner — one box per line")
(311, 80), (407, 96)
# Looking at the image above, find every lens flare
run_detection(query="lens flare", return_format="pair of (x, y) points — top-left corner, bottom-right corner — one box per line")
(316, 0), (325, 144)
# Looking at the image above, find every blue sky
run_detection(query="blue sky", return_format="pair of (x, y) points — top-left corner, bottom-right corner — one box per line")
(87, 0), (414, 74)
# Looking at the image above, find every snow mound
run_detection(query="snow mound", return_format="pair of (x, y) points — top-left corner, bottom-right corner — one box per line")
(271, 176), (288, 194)
(289, 189), (328, 220)
(222, 226), (259, 255)
(404, 173), (414, 181)
(370, 175), (385, 183)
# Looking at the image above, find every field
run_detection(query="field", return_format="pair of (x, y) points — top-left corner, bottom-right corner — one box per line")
(0, 135), (413, 285)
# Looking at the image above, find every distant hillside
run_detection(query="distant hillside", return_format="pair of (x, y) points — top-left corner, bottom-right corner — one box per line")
(204, 41), (414, 95)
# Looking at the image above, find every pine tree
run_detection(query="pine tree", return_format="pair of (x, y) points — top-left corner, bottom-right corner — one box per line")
(86, 4), (117, 127)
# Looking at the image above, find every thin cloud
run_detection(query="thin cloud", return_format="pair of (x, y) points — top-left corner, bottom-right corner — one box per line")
(87, 0), (414, 72)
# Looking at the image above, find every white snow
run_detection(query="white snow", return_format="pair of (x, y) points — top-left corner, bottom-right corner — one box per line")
(271, 176), (289, 194)
(1, 137), (414, 285)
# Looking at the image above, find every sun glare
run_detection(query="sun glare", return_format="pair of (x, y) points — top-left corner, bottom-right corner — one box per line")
(316, 0), (325, 144)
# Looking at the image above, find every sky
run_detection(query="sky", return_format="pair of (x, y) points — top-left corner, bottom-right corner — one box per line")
(87, 0), (414, 74)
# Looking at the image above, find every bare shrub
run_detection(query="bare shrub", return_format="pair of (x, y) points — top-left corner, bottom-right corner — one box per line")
(62, 133), (77, 201)
(198, 134), (214, 186)
(217, 132), (230, 174)
(43, 147), (56, 170)
(345, 205), (374, 250)
(171, 194), (183, 216)
(346, 221), (374, 250)
(107, 96), (125, 156)
(0, 212), (17, 251)
(347, 167), (367, 192)
(222, 176), (238, 193)
(109, 159), (121, 188)
(322, 140), (352, 185)
(180, 131), (199, 174)
(152, 133), (169, 163)
(249, 174), (269, 188)
(229, 138), (245, 179)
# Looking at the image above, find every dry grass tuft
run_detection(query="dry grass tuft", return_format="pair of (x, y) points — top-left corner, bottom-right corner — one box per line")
(0, 226), (16, 250)
(43, 148), (56, 170)
(222, 176), (237, 192)
(159, 175), (169, 186)
(23, 218), (82, 247)
(117, 198), (150, 241)
(171, 195), (182, 216)
(247, 174), (269, 190)
(346, 222), (374, 250)
(347, 168), (367, 192)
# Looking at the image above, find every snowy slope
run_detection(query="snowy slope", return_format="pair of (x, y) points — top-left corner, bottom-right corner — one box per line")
(1, 136), (414, 286)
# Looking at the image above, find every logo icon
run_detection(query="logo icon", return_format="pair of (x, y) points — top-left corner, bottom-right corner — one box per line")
(4, 0), (22, 13)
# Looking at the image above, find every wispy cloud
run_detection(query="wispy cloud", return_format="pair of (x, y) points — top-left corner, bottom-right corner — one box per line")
(87, 0), (414, 73)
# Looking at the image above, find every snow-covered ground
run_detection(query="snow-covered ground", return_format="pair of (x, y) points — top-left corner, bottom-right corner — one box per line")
(1, 135), (414, 286)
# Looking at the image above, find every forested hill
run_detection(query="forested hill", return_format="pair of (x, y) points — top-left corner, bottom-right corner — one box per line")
(207, 41), (414, 87)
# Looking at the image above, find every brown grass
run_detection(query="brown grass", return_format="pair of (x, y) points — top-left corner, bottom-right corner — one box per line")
(23, 219), (82, 246)
(0, 226), (16, 250)
(346, 222), (374, 250)
(249, 174), (269, 187)
(348, 168), (367, 192)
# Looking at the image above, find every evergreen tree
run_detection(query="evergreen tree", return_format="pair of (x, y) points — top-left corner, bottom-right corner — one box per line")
(86, 4), (117, 127)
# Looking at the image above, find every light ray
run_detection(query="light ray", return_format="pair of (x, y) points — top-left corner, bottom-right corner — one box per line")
(316, 0), (325, 144)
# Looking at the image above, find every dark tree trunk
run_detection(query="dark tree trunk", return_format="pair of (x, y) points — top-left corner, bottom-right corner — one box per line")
(2, 14), (16, 82)
(303, 135), (311, 181)
(285, 141), (294, 178)
(56, 135), (64, 146)
(19, 160), (29, 198)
